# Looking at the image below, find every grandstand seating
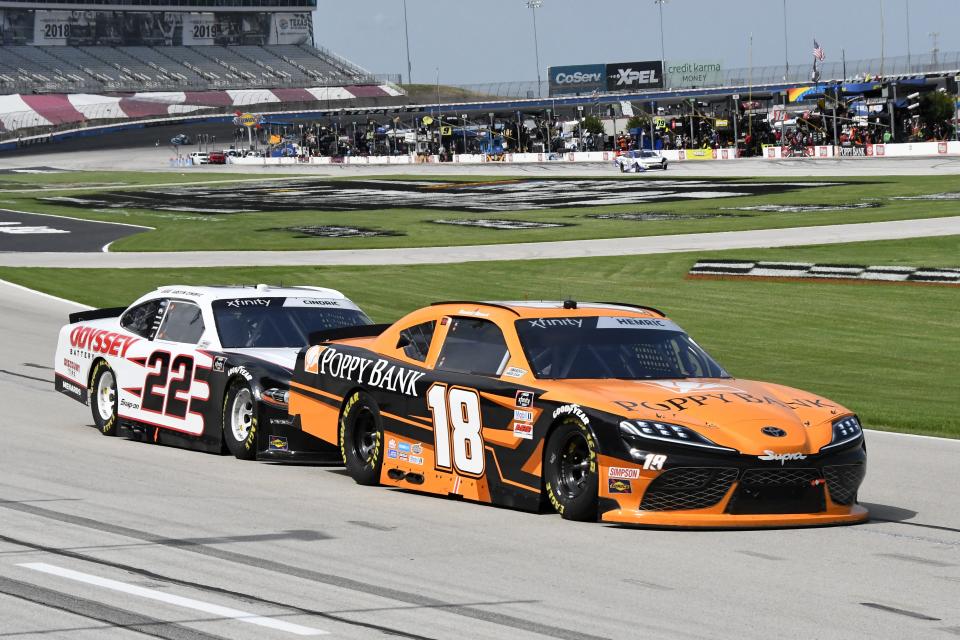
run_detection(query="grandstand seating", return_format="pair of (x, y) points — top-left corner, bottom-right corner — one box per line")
(0, 44), (385, 94)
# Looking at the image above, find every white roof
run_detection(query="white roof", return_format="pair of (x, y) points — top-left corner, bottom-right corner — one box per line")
(147, 284), (352, 303)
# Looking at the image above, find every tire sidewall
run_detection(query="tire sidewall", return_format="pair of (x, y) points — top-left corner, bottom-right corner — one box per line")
(340, 391), (383, 486)
(544, 418), (599, 521)
(223, 379), (258, 460)
(90, 360), (118, 436)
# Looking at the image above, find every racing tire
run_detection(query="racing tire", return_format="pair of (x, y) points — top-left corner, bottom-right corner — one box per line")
(223, 379), (258, 460)
(618, 164), (627, 173)
(90, 360), (119, 436)
(543, 418), (599, 521)
(662, 160), (668, 170)
(339, 391), (383, 486)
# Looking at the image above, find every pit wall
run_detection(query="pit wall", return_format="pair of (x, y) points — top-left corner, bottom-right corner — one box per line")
(217, 143), (960, 167)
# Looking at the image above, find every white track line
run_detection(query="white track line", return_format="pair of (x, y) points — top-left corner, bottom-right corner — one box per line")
(0, 278), (92, 309)
(0, 208), (153, 230)
(18, 562), (327, 636)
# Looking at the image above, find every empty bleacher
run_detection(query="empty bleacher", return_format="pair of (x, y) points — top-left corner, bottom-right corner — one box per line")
(0, 44), (387, 94)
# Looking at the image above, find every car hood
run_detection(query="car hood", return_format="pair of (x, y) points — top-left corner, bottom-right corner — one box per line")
(541, 378), (850, 455)
(224, 347), (298, 372)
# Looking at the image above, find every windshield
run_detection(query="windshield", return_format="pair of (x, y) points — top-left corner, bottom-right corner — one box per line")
(515, 316), (729, 380)
(213, 297), (371, 348)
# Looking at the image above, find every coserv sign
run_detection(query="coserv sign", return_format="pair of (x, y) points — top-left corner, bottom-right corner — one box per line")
(605, 61), (664, 91)
(548, 64), (606, 95)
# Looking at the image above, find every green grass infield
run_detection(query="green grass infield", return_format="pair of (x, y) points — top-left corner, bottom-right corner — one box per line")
(1, 172), (958, 252)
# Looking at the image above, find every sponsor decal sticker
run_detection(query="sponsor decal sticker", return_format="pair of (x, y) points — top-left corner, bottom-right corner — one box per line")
(608, 478), (632, 494)
(119, 398), (139, 410)
(503, 366), (527, 378)
(527, 318), (582, 329)
(608, 466), (641, 480)
(409, 455), (424, 465)
(269, 417), (294, 426)
(388, 438), (397, 449)
(63, 358), (80, 374)
(268, 435), (289, 452)
(213, 356), (226, 372)
(613, 393), (835, 414)
(399, 452), (409, 461)
(387, 449), (398, 459)
(411, 443), (422, 454)
(315, 348), (426, 397)
(225, 298), (272, 308)
(513, 422), (534, 439)
(69, 326), (139, 358)
(514, 409), (534, 422)
(304, 345), (324, 374)
(515, 391), (534, 408)
(398, 442), (411, 453)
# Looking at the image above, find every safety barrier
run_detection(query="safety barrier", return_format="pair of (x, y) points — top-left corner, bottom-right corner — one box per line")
(215, 142), (957, 168)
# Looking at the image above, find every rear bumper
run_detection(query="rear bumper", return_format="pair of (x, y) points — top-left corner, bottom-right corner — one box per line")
(601, 504), (868, 528)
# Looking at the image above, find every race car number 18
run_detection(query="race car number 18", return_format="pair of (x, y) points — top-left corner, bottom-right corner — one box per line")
(426, 383), (485, 476)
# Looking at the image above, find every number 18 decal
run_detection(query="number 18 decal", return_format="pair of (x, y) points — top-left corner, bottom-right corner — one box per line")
(426, 383), (485, 476)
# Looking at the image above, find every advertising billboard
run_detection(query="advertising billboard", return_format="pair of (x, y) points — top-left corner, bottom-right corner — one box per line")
(665, 61), (722, 88)
(605, 61), (664, 91)
(548, 64), (605, 96)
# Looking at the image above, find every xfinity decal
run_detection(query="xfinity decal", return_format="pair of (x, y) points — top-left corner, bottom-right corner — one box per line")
(224, 298), (272, 308)
(527, 318), (582, 329)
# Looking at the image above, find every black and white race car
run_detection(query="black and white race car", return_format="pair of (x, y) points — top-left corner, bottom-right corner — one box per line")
(54, 284), (374, 461)
(613, 149), (668, 172)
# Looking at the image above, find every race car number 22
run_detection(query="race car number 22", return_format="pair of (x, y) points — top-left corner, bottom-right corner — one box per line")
(426, 383), (485, 476)
(143, 351), (195, 419)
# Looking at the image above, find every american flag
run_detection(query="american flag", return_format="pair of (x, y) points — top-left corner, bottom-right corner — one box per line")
(813, 40), (825, 62)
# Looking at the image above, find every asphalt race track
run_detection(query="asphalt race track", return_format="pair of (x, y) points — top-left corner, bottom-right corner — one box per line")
(0, 209), (148, 253)
(0, 279), (958, 639)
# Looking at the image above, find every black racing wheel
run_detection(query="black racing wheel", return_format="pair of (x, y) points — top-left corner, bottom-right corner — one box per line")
(543, 418), (599, 521)
(340, 391), (383, 486)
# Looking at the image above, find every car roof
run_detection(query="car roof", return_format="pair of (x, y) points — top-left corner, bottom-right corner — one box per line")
(429, 300), (666, 319)
(146, 284), (353, 304)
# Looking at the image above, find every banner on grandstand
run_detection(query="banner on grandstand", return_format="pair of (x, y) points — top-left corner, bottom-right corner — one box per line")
(268, 13), (312, 45)
(665, 60), (722, 88)
(33, 10), (71, 45)
(548, 64), (606, 96)
(605, 61), (664, 91)
(182, 13), (218, 45)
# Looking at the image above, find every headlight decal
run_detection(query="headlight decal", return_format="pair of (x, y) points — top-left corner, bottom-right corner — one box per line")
(619, 420), (738, 454)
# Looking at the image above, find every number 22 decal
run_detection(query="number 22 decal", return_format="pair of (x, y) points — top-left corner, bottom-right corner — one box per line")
(426, 383), (485, 476)
(142, 351), (195, 419)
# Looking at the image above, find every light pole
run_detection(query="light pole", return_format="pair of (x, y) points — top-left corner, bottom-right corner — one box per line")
(526, 0), (543, 98)
(654, 0), (667, 85)
(782, 0), (789, 80)
(402, 0), (412, 84)
(905, 0), (911, 74)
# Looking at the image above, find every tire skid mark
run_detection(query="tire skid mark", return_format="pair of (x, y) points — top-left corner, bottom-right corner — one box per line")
(860, 602), (941, 621)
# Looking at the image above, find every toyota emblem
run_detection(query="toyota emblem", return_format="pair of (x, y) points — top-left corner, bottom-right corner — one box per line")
(761, 426), (787, 437)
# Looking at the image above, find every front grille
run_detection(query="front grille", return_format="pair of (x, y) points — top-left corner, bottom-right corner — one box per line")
(728, 467), (825, 515)
(640, 467), (738, 511)
(823, 463), (866, 505)
(740, 468), (820, 487)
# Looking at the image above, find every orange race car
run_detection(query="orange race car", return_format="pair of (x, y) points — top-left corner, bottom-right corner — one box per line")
(289, 301), (867, 528)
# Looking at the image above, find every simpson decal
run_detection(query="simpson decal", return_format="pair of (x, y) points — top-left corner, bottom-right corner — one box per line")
(608, 467), (641, 480)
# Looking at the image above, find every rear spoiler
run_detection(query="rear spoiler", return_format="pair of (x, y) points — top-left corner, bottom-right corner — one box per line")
(69, 307), (126, 324)
(308, 323), (390, 345)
